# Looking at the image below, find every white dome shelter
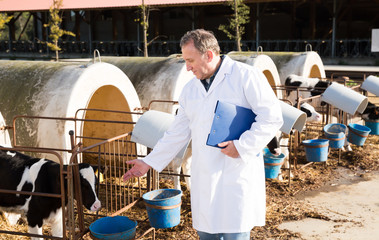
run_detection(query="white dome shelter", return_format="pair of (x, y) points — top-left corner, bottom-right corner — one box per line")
(101, 56), (194, 114)
(322, 82), (368, 115)
(228, 51), (283, 99)
(0, 60), (141, 163)
(361, 75), (379, 97)
(263, 51), (326, 84)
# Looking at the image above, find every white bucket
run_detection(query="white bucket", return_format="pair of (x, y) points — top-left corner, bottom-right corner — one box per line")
(361, 75), (379, 96)
(321, 82), (368, 115)
(279, 101), (307, 134)
(130, 110), (189, 158)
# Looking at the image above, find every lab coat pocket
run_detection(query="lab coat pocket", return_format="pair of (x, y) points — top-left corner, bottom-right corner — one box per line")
(220, 98), (244, 107)
(223, 155), (245, 172)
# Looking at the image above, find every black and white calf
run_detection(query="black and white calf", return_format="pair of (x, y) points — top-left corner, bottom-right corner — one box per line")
(0, 148), (101, 239)
(362, 102), (379, 120)
(285, 74), (331, 105)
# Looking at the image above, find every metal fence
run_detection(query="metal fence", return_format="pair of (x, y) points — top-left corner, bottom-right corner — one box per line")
(0, 109), (157, 239)
(0, 39), (374, 58)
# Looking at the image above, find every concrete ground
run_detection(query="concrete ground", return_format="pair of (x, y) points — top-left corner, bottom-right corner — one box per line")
(277, 169), (379, 240)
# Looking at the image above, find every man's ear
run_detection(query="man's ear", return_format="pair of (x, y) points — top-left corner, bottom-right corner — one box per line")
(206, 50), (213, 62)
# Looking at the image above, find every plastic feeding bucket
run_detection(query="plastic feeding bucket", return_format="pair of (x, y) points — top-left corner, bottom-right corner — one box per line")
(263, 148), (285, 179)
(323, 123), (346, 149)
(347, 123), (371, 146)
(302, 139), (329, 162)
(142, 189), (182, 229)
(89, 216), (137, 240)
(365, 119), (379, 135)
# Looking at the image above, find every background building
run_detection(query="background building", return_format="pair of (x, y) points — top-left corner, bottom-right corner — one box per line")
(0, 0), (378, 63)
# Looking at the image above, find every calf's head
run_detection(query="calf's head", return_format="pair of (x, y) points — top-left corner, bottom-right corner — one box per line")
(362, 102), (379, 120)
(299, 103), (322, 122)
(77, 163), (101, 212)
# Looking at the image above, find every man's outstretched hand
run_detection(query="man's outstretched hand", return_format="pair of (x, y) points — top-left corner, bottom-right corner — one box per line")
(122, 159), (151, 182)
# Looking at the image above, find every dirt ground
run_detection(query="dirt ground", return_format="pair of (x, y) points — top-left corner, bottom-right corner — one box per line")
(128, 133), (379, 240)
(0, 134), (378, 240)
(148, 133), (379, 240)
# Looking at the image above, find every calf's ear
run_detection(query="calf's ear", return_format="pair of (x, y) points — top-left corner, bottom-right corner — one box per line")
(91, 165), (106, 183)
(300, 107), (312, 117)
(94, 169), (105, 183)
(91, 165), (106, 174)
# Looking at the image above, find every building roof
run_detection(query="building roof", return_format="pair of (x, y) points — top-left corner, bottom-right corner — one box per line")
(0, 0), (232, 12)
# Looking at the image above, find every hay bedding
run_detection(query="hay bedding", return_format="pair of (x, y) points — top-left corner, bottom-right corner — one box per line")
(0, 135), (378, 240)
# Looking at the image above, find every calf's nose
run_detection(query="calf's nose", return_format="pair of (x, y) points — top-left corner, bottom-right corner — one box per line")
(91, 200), (102, 212)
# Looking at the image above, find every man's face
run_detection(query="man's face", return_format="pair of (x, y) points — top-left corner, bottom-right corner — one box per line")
(181, 41), (212, 80)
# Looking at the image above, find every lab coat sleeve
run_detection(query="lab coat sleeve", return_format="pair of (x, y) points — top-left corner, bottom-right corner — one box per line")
(233, 67), (283, 163)
(142, 105), (191, 172)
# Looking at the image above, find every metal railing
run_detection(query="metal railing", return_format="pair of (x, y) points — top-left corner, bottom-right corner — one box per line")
(1, 109), (156, 239)
(0, 39), (374, 58)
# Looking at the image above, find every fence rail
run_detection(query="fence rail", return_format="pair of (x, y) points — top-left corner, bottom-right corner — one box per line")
(0, 39), (374, 58)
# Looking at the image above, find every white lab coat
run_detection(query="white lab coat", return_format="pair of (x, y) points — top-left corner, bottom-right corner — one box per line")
(143, 56), (283, 233)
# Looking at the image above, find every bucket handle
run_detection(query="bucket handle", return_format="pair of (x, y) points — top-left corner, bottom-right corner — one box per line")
(145, 201), (182, 210)
(265, 162), (283, 166)
(348, 126), (369, 138)
(325, 136), (345, 141)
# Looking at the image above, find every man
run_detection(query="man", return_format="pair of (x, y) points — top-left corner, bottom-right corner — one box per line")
(123, 29), (283, 240)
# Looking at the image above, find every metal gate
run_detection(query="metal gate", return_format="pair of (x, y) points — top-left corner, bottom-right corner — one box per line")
(0, 109), (157, 239)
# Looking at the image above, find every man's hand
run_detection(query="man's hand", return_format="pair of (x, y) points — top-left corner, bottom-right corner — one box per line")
(122, 159), (151, 182)
(218, 141), (240, 158)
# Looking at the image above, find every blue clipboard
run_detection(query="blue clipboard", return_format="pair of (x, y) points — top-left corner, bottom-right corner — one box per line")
(206, 101), (257, 148)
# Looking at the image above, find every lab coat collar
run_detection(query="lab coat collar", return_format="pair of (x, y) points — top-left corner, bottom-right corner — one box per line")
(193, 55), (233, 96)
(206, 55), (233, 95)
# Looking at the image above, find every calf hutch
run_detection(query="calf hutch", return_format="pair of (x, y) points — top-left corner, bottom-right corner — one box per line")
(0, 59), (141, 160)
(0, 59), (161, 239)
(101, 55), (194, 113)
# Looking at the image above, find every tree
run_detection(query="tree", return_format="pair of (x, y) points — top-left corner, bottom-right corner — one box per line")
(0, 14), (13, 38)
(0, 13), (34, 41)
(218, 0), (250, 51)
(135, 1), (167, 57)
(141, 0), (149, 57)
(44, 0), (75, 61)
(135, 0), (149, 57)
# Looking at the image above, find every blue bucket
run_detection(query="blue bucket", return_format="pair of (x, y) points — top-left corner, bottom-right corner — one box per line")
(89, 216), (137, 240)
(347, 123), (371, 146)
(142, 189), (182, 229)
(302, 139), (329, 162)
(365, 120), (379, 135)
(263, 148), (285, 179)
(323, 123), (346, 149)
